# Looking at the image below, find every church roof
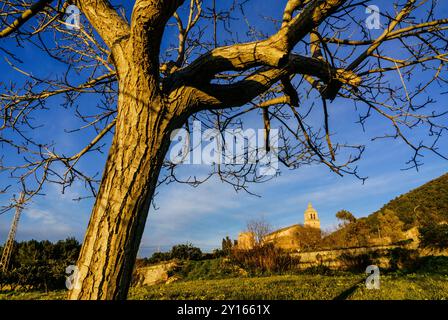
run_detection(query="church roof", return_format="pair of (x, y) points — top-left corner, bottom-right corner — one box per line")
(266, 224), (303, 237)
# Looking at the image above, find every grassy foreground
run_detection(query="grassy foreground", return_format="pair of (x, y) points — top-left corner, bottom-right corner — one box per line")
(1, 274), (447, 300)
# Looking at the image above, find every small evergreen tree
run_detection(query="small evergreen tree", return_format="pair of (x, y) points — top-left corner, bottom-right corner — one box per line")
(221, 236), (233, 255)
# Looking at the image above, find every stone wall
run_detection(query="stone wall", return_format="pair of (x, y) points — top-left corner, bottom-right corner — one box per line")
(291, 245), (398, 269)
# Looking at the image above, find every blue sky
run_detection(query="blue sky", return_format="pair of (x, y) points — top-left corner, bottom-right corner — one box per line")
(0, 1), (447, 256)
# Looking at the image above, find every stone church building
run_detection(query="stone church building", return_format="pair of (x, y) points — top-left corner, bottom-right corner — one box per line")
(238, 203), (321, 251)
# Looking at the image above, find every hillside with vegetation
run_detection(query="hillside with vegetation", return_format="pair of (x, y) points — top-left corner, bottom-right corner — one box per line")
(373, 172), (448, 229)
(322, 173), (448, 248)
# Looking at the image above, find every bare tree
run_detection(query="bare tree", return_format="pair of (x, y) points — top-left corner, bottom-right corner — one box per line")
(247, 216), (273, 246)
(0, 0), (447, 299)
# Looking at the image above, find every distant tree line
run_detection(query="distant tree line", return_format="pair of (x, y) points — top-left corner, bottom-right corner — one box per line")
(138, 243), (205, 266)
(0, 238), (81, 291)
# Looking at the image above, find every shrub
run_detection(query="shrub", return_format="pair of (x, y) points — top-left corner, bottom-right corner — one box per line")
(230, 244), (300, 274)
(173, 259), (243, 281)
(413, 256), (448, 275)
(419, 222), (448, 250)
(301, 265), (334, 275)
(144, 251), (172, 265)
(139, 243), (204, 267)
(337, 252), (375, 272)
(170, 243), (202, 260)
(387, 248), (419, 272)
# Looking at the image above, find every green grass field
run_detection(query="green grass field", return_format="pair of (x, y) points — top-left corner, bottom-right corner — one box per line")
(1, 274), (447, 300)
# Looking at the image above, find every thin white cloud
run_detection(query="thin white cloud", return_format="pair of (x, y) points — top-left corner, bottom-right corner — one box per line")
(0, 181), (91, 243)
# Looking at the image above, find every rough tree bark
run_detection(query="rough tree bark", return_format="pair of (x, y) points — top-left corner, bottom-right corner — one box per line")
(67, 74), (172, 299)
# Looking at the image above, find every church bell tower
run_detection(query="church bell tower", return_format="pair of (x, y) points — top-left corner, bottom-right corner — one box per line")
(304, 202), (320, 230)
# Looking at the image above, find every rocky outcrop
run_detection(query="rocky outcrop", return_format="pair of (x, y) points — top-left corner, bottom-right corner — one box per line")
(133, 261), (179, 287)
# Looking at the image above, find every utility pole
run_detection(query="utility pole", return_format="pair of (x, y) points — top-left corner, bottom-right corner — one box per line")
(0, 192), (25, 272)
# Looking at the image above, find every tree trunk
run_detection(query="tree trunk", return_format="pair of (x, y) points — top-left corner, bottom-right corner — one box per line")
(68, 67), (173, 299)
